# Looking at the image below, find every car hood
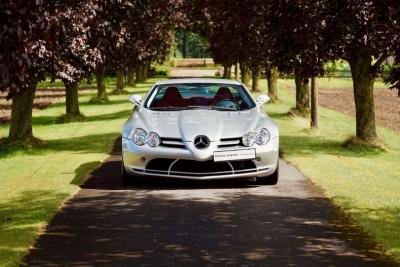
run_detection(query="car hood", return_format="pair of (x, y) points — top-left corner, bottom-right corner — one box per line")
(128, 108), (275, 141)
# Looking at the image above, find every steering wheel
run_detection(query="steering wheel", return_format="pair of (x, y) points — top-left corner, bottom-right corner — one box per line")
(215, 99), (240, 110)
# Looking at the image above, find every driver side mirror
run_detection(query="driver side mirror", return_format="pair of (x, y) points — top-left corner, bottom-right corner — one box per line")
(255, 94), (270, 106)
(128, 95), (142, 106)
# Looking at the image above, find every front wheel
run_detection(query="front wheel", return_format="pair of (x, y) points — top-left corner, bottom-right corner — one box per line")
(257, 164), (279, 185)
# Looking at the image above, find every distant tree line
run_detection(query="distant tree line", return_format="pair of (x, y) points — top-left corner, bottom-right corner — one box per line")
(1, 0), (400, 145)
(175, 30), (210, 59)
(185, 0), (400, 144)
(0, 0), (180, 142)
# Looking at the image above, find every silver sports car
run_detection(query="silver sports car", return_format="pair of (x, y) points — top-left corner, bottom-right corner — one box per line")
(121, 78), (279, 185)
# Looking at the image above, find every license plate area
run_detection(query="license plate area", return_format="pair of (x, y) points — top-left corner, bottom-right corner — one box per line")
(214, 149), (256, 162)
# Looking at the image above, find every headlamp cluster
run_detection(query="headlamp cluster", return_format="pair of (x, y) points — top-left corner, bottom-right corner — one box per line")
(131, 128), (160, 147)
(242, 128), (270, 147)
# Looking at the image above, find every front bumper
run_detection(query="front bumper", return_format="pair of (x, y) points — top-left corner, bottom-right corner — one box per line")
(122, 137), (279, 180)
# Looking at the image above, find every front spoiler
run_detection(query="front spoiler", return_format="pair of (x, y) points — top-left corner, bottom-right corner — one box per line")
(125, 166), (274, 180)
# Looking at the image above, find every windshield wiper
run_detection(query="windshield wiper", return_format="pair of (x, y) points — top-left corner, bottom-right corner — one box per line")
(185, 105), (209, 110)
(150, 106), (183, 111)
(211, 106), (238, 111)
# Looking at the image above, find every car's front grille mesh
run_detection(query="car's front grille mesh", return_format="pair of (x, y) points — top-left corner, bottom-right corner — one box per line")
(145, 158), (257, 177)
(160, 137), (186, 149)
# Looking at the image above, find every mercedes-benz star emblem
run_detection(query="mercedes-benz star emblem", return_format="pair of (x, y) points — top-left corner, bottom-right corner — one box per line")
(194, 135), (210, 150)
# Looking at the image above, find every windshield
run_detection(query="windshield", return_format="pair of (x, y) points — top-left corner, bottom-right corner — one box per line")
(146, 83), (256, 111)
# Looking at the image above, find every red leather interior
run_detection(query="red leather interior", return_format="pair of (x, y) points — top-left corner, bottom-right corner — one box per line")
(212, 87), (233, 104)
(156, 87), (186, 107)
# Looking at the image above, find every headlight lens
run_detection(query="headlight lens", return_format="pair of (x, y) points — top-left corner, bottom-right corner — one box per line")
(242, 132), (256, 147)
(131, 128), (160, 147)
(132, 128), (147, 146)
(255, 128), (270, 145)
(147, 132), (161, 147)
(242, 128), (270, 146)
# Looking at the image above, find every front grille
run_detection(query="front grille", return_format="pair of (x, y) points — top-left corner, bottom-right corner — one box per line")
(160, 137), (186, 149)
(218, 137), (244, 148)
(144, 158), (258, 177)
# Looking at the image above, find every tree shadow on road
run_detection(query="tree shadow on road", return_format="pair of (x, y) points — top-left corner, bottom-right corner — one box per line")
(23, 187), (398, 267)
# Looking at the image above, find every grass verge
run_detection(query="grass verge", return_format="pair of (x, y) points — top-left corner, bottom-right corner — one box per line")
(265, 79), (400, 262)
(0, 78), (159, 267)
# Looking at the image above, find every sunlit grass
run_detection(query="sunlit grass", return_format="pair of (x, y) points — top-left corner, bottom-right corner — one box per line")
(278, 77), (389, 90)
(264, 79), (400, 262)
(0, 76), (398, 265)
(0, 78), (159, 267)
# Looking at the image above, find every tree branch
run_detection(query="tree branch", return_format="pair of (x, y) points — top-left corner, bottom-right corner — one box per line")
(373, 53), (389, 69)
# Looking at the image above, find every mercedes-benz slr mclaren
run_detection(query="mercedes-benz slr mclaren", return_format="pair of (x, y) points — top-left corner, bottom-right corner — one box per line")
(121, 78), (279, 185)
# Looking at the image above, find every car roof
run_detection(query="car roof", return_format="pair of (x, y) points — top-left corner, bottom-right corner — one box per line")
(154, 78), (242, 86)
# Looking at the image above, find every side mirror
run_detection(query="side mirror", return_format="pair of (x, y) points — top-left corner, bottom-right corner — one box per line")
(255, 94), (270, 106)
(128, 95), (142, 106)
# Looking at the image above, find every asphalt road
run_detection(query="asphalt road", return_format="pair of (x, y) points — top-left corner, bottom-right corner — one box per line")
(170, 68), (220, 78)
(25, 141), (395, 267)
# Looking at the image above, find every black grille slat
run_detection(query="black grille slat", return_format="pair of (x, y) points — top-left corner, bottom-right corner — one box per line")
(146, 159), (175, 171)
(145, 158), (257, 177)
(162, 137), (182, 142)
(172, 160), (232, 173)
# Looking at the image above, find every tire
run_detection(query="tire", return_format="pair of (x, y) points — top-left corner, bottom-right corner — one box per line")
(257, 164), (279, 185)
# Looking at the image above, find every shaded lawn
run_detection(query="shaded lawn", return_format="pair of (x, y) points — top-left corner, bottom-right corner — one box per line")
(0, 78), (160, 267)
(264, 80), (400, 262)
(278, 77), (389, 90)
(1, 75), (399, 265)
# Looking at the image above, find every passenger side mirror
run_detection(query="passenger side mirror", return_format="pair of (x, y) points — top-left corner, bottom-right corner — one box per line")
(128, 95), (142, 106)
(255, 94), (270, 106)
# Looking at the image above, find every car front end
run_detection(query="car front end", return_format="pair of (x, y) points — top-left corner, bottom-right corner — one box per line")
(122, 78), (279, 182)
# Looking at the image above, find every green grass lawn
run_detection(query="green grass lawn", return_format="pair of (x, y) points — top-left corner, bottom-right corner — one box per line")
(0, 75), (399, 265)
(265, 79), (400, 261)
(0, 77), (159, 267)
(278, 77), (389, 90)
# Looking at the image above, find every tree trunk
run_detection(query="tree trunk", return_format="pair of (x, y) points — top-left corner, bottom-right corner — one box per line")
(146, 62), (151, 78)
(136, 64), (143, 83)
(234, 63), (239, 80)
(227, 66), (232, 79)
(294, 70), (310, 114)
(141, 63), (148, 81)
(116, 68), (124, 92)
(349, 51), (377, 142)
(95, 71), (106, 99)
(311, 77), (318, 128)
(50, 73), (56, 83)
(266, 64), (279, 101)
(182, 31), (187, 58)
(86, 75), (93, 85)
(65, 81), (80, 117)
(127, 65), (135, 86)
(252, 68), (261, 91)
(240, 63), (250, 86)
(223, 65), (229, 78)
(9, 82), (37, 141)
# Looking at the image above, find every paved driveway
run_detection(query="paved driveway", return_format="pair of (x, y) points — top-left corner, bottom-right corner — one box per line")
(24, 141), (395, 267)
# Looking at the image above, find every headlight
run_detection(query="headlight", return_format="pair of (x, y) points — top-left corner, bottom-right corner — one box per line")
(130, 128), (161, 147)
(242, 128), (270, 147)
(147, 132), (160, 147)
(242, 132), (256, 147)
(132, 128), (147, 146)
(255, 128), (270, 145)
